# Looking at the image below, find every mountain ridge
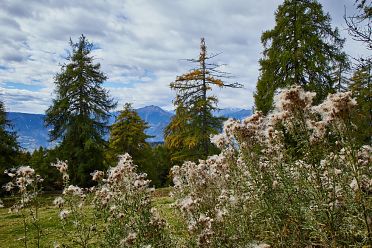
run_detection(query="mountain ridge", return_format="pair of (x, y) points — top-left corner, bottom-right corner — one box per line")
(7, 106), (252, 151)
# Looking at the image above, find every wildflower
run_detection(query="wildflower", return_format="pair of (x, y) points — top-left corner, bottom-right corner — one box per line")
(35, 174), (44, 183)
(53, 241), (61, 248)
(9, 205), (21, 213)
(350, 178), (359, 192)
(121, 232), (137, 246)
(53, 197), (65, 208)
(63, 185), (84, 196)
(16, 166), (35, 177)
(256, 244), (271, 248)
(313, 91), (357, 123)
(90, 170), (104, 181)
(334, 168), (342, 176)
(4, 169), (16, 178)
(16, 177), (27, 193)
(215, 208), (228, 222)
(51, 160), (68, 174)
(210, 133), (230, 148)
(59, 210), (70, 220)
(62, 174), (69, 181)
(272, 180), (278, 189)
(180, 196), (195, 212)
(3, 182), (14, 191)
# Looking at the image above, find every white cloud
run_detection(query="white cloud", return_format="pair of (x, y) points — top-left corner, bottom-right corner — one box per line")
(0, 0), (369, 113)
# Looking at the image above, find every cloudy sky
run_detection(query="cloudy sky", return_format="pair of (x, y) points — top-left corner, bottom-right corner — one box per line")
(0, 0), (368, 114)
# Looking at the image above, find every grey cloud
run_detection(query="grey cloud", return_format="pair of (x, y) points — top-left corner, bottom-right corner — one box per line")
(0, 0), (368, 113)
(3, 53), (29, 63)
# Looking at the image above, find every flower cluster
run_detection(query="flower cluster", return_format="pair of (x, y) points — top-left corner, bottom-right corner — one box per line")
(51, 154), (171, 247)
(92, 153), (171, 247)
(51, 160), (69, 181)
(172, 86), (371, 247)
(3, 166), (44, 247)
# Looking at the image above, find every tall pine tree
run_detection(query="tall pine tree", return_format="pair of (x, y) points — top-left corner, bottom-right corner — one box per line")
(254, 0), (348, 114)
(165, 38), (242, 161)
(45, 35), (116, 186)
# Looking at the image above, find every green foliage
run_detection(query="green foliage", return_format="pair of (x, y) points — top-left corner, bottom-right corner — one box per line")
(29, 147), (62, 191)
(349, 64), (372, 144)
(108, 103), (150, 164)
(107, 103), (168, 186)
(165, 104), (201, 163)
(166, 38), (241, 162)
(45, 35), (116, 186)
(0, 101), (20, 193)
(254, 0), (348, 114)
(147, 144), (173, 187)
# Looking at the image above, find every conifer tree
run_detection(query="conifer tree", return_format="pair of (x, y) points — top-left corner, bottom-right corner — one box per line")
(349, 64), (371, 144)
(254, 0), (348, 114)
(164, 103), (196, 163)
(45, 35), (116, 186)
(0, 101), (19, 192)
(107, 103), (150, 163)
(166, 38), (242, 161)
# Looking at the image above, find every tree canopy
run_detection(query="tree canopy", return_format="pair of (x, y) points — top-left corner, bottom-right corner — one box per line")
(45, 35), (116, 186)
(107, 103), (151, 164)
(165, 38), (242, 162)
(254, 0), (348, 114)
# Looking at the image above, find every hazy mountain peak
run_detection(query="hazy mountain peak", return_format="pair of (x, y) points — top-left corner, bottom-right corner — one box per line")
(7, 105), (251, 151)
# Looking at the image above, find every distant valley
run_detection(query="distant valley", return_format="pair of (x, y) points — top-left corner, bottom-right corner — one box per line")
(7, 106), (252, 151)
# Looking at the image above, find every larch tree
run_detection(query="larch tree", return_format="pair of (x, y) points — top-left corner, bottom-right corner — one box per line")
(45, 35), (116, 186)
(107, 103), (151, 164)
(165, 38), (242, 161)
(254, 0), (348, 114)
(164, 103), (196, 163)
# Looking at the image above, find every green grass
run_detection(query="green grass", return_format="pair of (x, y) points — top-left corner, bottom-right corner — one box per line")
(0, 188), (187, 248)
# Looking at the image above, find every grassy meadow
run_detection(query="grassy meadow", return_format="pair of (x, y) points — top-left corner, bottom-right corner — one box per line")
(0, 188), (186, 248)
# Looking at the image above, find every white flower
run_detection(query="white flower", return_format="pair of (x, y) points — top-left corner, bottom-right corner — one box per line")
(63, 185), (84, 196)
(16, 166), (35, 177)
(51, 160), (68, 174)
(180, 196), (195, 212)
(59, 210), (70, 220)
(3, 182), (14, 191)
(53, 242), (61, 248)
(90, 170), (104, 181)
(4, 169), (16, 178)
(121, 232), (137, 246)
(350, 178), (359, 192)
(53, 197), (65, 208)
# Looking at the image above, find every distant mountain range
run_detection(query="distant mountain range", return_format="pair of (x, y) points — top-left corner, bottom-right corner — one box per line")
(7, 106), (252, 151)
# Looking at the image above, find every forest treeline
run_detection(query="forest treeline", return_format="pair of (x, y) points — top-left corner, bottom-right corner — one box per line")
(0, 0), (370, 193)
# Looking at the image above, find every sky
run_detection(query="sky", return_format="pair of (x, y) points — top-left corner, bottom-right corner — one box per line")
(0, 0), (369, 114)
